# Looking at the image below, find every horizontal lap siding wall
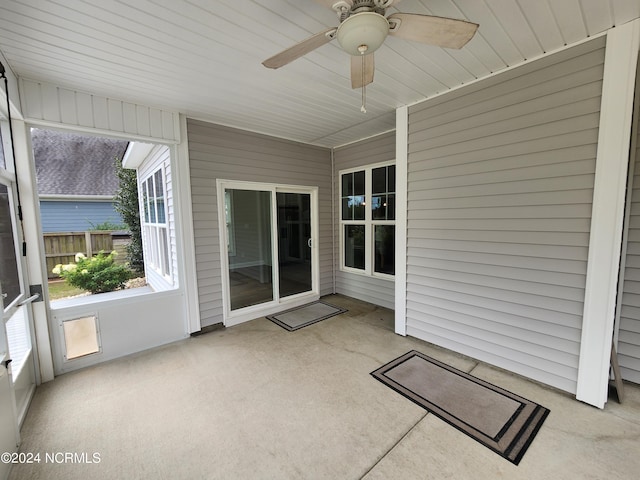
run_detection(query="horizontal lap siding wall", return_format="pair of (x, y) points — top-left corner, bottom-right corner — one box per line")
(405, 38), (605, 394)
(333, 132), (395, 309)
(187, 119), (332, 327)
(619, 77), (640, 384)
(39, 201), (121, 232)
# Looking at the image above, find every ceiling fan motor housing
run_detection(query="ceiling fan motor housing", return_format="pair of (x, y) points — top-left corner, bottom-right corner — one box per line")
(349, 0), (386, 16)
(336, 12), (390, 56)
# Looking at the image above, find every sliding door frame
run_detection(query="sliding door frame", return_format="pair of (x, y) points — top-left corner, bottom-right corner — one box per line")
(216, 180), (319, 326)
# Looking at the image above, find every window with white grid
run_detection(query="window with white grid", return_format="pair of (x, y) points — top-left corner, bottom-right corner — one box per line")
(141, 168), (170, 279)
(340, 162), (395, 277)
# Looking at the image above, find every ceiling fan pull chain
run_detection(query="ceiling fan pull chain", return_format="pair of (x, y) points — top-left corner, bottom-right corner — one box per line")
(359, 48), (367, 113)
(361, 55), (367, 113)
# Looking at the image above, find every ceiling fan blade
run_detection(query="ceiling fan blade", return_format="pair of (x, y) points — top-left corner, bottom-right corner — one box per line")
(351, 54), (374, 89)
(262, 28), (337, 69)
(312, 0), (353, 10)
(388, 13), (479, 49)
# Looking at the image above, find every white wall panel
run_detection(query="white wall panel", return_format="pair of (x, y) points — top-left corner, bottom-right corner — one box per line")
(50, 290), (187, 374)
(19, 78), (179, 143)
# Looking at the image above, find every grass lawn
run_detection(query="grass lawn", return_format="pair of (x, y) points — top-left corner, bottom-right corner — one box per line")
(48, 279), (88, 300)
(47, 277), (146, 300)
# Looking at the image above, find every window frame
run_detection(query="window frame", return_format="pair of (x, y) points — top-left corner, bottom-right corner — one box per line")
(339, 161), (396, 279)
(140, 166), (171, 281)
(224, 190), (236, 257)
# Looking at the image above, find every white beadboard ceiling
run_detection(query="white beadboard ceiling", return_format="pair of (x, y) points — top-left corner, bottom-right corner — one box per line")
(0, 0), (638, 147)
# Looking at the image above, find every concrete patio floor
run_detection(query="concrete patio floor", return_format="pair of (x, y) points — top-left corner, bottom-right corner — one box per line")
(9, 295), (640, 479)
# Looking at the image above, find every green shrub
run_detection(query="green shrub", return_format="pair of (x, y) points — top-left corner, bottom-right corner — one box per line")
(88, 220), (126, 231)
(113, 157), (144, 273)
(52, 251), (132, 294)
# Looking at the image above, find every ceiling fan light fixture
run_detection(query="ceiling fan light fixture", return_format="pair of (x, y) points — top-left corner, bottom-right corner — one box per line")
(336, 12), (389, 56)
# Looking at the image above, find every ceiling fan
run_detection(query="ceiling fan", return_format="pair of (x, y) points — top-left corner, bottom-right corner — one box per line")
(262, 0), (479, 104)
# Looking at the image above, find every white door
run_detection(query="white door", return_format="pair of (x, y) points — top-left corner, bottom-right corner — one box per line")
(0, 286), (20, 480)
(1, 131), (37, 430)
(1, 191), (37, 423)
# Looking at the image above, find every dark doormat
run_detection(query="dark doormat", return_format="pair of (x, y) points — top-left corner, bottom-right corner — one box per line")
(267, 301), (347, 331)
(371, 350), (550, 465)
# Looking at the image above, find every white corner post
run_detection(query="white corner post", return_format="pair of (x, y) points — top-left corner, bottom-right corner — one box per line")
(175, 114), (201, 334)
(395, 105), (408, 336)
(577, 19), (640, 408)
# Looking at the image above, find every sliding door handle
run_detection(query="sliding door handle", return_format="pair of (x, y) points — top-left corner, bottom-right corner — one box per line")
(307, 238), (312, 248)
(3, 359), (12, 369)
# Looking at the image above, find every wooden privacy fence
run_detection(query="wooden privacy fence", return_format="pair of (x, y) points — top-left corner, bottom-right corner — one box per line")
(44, 231), (130, 278)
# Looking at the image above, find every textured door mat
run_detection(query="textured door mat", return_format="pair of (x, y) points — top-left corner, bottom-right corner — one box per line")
(371, 350), (550, 465)
(267, 301), (347, 331)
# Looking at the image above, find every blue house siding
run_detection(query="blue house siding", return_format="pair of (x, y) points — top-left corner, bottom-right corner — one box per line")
(39, 201), (123, 233)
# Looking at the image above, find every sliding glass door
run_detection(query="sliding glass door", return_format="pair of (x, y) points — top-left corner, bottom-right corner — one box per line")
(220, 182), (317, 323)
(226, 189), (274, 311)
(277, 192), (312, 299)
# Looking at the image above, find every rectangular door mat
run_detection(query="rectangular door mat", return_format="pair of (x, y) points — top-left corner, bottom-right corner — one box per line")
(371, 350), (550, 465)
(267, 301), (347, 331)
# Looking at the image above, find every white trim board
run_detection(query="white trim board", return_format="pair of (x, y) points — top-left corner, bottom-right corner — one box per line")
(613, 61), (640, 349)
(394, 106), (408, 337)
(169, 116), (200, 332)
(576, 19), (640, 409)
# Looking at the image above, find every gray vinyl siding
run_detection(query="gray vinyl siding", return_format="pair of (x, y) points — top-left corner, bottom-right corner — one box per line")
(619, 71), (640, 384)
(187, 119), (332, 327)
(333, 131), (395, 309)
(405, 37), (606, 394)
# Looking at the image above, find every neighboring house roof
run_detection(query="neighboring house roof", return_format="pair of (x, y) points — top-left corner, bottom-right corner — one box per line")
(32, 128), (129, 196)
